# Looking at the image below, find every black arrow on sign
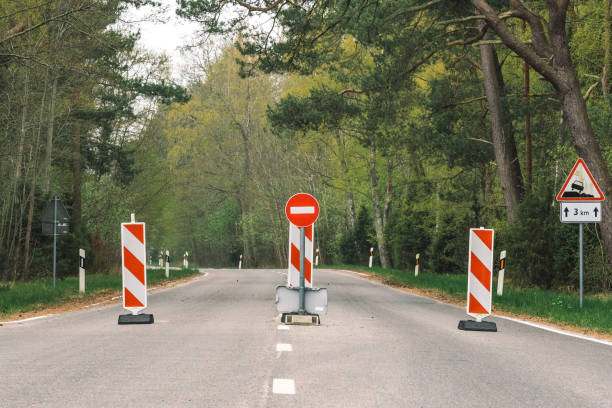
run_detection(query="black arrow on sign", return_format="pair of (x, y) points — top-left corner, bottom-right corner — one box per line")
(564, 207), (569, 217)
(594, 207), (599, 217)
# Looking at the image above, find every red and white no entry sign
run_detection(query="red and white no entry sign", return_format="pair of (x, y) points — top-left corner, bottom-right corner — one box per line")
(285, 193), (319, 227)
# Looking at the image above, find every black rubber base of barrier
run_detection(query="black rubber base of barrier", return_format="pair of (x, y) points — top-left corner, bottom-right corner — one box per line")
(281, 312), (320, 325)
(118, 313), (154, 325)
(458, 319), (497, 332)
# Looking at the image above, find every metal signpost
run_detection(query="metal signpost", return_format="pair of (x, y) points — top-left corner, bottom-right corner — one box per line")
(556, 158), (605, 308)
(41, 195), (70, 289)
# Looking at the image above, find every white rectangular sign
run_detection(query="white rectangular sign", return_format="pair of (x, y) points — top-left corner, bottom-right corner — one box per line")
(560, 202), (601, 223)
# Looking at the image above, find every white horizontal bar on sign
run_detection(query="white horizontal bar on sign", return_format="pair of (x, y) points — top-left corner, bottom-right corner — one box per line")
(290, 206), (315, 214)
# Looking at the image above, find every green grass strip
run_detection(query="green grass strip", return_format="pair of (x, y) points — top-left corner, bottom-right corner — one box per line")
(326, 265), (612, 335)
(0, 267), (200, 318)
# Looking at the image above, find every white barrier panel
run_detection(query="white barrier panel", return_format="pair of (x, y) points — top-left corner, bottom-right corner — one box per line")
(287, 223), (314, 288)
(466, 228), (494, 320)
(121, 221), (147, 314)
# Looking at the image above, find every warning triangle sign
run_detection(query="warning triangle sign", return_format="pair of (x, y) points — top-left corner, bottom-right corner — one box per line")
(556, 158), (605, 201)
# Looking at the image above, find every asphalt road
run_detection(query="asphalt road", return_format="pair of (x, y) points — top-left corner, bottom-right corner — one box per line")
(1, 268), (611, 407)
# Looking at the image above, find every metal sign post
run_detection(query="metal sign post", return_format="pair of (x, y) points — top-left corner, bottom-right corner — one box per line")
(579, 223), (583, 308)
(299, 226), (306, 313)
(53, 195), (57, 289)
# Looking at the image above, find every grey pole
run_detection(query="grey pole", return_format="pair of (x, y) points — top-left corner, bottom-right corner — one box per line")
(299, 226), (306, 314)
(53, 195), (57, 289)
(579, 223), (584, 308)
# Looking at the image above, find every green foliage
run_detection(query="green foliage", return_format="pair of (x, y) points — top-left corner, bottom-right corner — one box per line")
(336, 206), (376, 265)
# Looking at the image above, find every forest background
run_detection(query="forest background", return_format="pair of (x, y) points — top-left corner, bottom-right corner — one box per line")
(2, 0), (612, 295)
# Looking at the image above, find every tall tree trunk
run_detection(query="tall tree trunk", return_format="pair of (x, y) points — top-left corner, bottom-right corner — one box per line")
(43, 75), (58, 195)
(335, 129), (355, 228)
(524, 59), (532, 192)
(478, 26), (524, 222)
(603, 0), (612, 99)
(383, 157), (393, 227)
(368, 138), (390, 268)
(23, 73), (49, 280)
(71, 90), (82, 236)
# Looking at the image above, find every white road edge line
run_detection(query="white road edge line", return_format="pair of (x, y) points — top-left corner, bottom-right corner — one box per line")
(276, 343), (293, 352)
(277, 324), (290, 330)
(272, 379), (295, 395)
(334, 269), (612, 346)
(0, 315), (51, 325)
(494, 314), (612, 347)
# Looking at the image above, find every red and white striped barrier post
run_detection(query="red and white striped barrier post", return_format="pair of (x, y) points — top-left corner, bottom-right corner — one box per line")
(287, 223), (314, 288)
(368, 247), (374, 268)
(459, 227), (496, 331)
(414, 253), (420, 277)
(118, 214), (153, 324)
(497, 250), (506, 296)
(315, 248), (319, 266)
(239, 254), (242, 269)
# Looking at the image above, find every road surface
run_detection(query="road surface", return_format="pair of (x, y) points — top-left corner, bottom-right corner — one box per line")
(1, 268), (611, 407)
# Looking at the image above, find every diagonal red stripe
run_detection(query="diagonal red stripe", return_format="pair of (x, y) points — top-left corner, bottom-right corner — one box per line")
(470, 252), (491, 291)
(305, 258), (312, 283)
(124, 247), (145, 285)
(468, 293), (488, 314)
(125, 224), (144, 244)
(291, 244), (300, 271)
(291, 244), (312, 284)
(124, 287), (144, 307)
(473, 229), (492, 250)
(305, 225), (312, 241)
(470, 252), (491, 292)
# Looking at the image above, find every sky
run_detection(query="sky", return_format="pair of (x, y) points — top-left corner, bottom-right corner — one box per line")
(121, 0), (202, 80)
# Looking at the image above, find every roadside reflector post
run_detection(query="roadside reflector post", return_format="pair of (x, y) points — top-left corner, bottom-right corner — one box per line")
(458, 227), (497, 332)
(415, 253), (420, 277)
(118, 214), (153, 324)
(369, 247), (374, 268)
(79, 248), (85, 294)
(497, 250), (506, 296)
(239, 254), (242, 269)
(315, 248), (319, 266)
(165, 250), (170, 278)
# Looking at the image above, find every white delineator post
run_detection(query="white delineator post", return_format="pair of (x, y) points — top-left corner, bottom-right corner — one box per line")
(315, 248), (319, 266)
(287, 223), (314, 288)
(497, 250), (506, 296)
(415, 253), (420, 277)
(239, 254), (242, 270)
(121, 214), (147, 315)
(79, 248), (85, 294)
(369, 247), (374, 268)
(466, 228), (494, 322)
(165, 250), (170, 278)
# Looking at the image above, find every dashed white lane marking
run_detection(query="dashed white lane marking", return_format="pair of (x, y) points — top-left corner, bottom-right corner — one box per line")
(494, 315), (612, 347)
(272, 379), (295, 395)
(0, 315), (50, 325)
(276, 343), (293, 352)
(277, 324), (289, 330)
